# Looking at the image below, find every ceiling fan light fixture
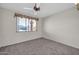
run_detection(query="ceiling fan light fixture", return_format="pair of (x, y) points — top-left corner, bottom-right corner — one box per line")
(34, 10), (39, 15)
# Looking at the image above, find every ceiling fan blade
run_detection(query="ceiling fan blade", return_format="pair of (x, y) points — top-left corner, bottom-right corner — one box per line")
(24, 8), (33, 11)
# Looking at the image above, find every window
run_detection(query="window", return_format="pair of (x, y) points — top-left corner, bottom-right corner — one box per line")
(15, 13), (38, 32)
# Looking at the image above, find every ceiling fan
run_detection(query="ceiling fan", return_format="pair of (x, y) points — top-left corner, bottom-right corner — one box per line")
(74, 3), (79, 10)
(24, 3), (40, 15)
(76, 3), (79, 10)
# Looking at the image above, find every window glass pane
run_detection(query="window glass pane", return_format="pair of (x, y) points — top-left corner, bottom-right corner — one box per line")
(28, 19), (31, 31)
(17, 17), (26, 32)
(25, 18), (29, 32)
(16, 16), (37, 32)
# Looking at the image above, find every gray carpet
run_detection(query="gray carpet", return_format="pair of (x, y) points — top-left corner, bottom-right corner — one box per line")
(0, 38), (79, 55)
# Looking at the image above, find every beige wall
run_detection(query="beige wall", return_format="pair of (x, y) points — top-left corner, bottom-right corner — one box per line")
(0, 8), (3, 45)
(0, 7), (42, 47)
(43, 7), (79, 49)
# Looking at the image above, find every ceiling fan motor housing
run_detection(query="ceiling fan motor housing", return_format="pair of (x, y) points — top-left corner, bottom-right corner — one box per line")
(76, 3), (79, 10)
(33, 3), (40, 11)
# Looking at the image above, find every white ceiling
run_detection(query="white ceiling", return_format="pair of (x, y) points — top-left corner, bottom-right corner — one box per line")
(0, 3), (75, 18)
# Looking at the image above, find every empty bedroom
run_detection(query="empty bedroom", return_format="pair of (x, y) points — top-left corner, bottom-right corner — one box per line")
(0, 3), (79, 55)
